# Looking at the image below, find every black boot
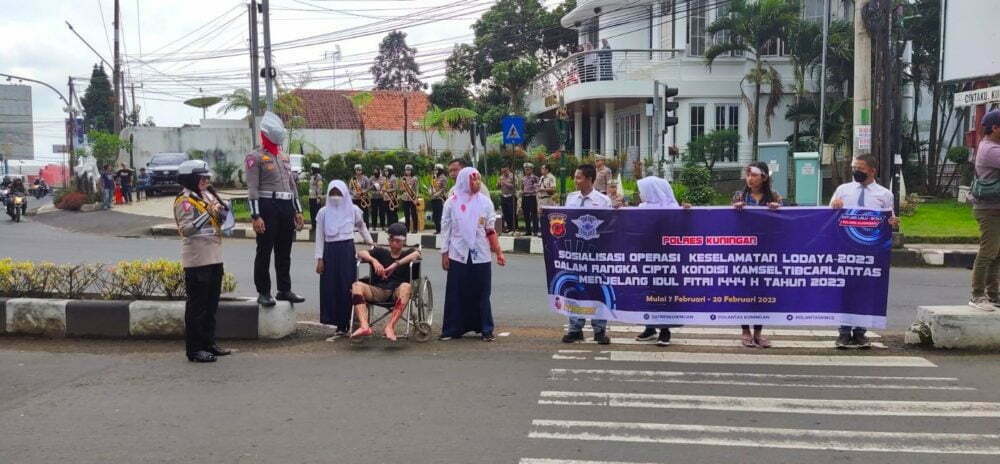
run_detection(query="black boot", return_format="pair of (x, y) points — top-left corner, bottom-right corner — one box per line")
(275, 291), (305, 303)
(257, 293), (276, 307)
(208, 345), (232, 356)
(187, 351), (217, 363)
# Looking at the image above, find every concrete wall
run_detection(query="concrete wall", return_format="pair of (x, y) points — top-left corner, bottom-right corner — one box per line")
(0, 85), (34, 160)
(121, 125), (475, 169)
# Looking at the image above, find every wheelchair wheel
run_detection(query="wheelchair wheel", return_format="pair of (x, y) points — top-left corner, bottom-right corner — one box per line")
(418, 277), (433, 327)
(410, 277), (433, 342)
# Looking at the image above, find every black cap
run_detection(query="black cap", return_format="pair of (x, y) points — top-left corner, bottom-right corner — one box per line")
(387, 222), (408, 239)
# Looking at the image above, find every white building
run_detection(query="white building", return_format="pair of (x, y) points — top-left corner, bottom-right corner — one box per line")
(0, 84), (34, 160)
(527, 0), (849, 176)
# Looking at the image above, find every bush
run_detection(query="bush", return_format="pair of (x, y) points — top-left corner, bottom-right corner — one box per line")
(56, 191), (89, 211)
(0, 258), (238, 300)
(677, 165), (716, 205)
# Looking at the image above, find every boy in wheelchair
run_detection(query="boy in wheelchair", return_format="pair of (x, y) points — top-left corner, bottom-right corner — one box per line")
(350, 223), (422, 341)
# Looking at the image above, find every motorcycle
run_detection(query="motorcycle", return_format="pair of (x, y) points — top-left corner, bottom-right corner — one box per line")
(7, 192), (25, 222)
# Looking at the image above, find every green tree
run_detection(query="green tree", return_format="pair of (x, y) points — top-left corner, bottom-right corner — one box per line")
(371, 30), (424, 91)
(491, 58), (541, 114)
(705, 0), (800, 161)
(81, 64), (114, 133)
(217, 88), (261, 117)
(429, 77), (472, 110)
(685, 129), (741, 172)
(468, 0), (549, 84)
(350, 92), (374, 151)
(440, 107), (478, 153)
(87, 130), (129, 168)
(786, 19), (822, 152)
(416, 106), (445, 155)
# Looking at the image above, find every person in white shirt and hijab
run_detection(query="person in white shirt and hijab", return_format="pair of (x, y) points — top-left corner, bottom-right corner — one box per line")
(633, 176), (689, 347)
(314, 180), (374, 337)
(440, 167), (506, 342)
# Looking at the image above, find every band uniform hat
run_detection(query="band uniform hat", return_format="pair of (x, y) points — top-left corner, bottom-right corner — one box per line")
(434, 163), (444, 170)
(384, 165), (394, 170)
(353, 164), (363, 170)
(311, 163), (321, 169)
(404, 164), (413, 170)
(523, 162), (534, 168)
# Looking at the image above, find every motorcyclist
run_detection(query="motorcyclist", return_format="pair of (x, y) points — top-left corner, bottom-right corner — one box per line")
(33, 177), (49, 198)
(7, 178), (27, 215)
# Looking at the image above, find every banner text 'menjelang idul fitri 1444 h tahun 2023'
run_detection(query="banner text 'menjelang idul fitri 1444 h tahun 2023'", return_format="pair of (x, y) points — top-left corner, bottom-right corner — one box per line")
(541, 207), (892, 328)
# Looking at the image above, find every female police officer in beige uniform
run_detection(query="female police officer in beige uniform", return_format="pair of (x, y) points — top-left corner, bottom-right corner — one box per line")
(174, 160), (232, 363)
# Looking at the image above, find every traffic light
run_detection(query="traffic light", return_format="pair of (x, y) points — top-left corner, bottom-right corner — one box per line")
(663, 86), (679, 131)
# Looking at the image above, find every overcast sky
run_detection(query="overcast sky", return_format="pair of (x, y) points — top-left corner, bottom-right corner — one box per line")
(1, 0), (561, 155)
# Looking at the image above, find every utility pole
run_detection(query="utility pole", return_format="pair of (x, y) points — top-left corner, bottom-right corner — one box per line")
(131, 83), (138, 124)
(113, 0), (122, 134)
(261, 0), (274, 111)
(67, 77), (76, 189)
(324, 46), (342, 89)
(248, 0), (261, 148)
(402, 96), (409, 150)
(818, 0), (831, 154)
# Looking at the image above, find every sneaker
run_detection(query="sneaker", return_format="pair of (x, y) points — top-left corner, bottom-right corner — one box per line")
(853, 333), (872, 349)
(562, 331), (584, 343)
(656, 329), (671, 346)
(969, 296), (997, 312)
(835, 333), (853, 349)
(438, 335), (454, 341)
(635, 327), (658, 341)
(593, 331), (611, 345)
(482, 332), (496, 342)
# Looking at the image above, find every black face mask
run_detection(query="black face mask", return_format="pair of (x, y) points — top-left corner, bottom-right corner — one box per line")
(852, 170), (868, 183)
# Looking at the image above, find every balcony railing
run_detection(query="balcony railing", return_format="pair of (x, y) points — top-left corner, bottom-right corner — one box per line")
(527, 49), (683, 110)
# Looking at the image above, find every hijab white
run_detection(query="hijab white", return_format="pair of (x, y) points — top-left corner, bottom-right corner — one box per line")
(321, 180), (356, 237)
(451, 167), (491, 249)
(637, 176), (680, 209)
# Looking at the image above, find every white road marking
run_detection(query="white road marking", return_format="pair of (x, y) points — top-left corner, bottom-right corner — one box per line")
(567, 325), (882, 338)
(529, 419), (1000, 454)
(520, 459), (659, 464)
(547, 368), (973, 391)
(553, 350), (937, 367)
(538, 391), (1000, 417)
(582, 337), (887, 349)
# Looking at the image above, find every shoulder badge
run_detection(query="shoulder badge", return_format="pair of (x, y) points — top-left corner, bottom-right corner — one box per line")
(245, 154), (256, 170)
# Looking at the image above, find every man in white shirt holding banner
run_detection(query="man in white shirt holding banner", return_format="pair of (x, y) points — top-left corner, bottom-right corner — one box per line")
(829, 153), (899, 349)
(561, 164), (613, 345)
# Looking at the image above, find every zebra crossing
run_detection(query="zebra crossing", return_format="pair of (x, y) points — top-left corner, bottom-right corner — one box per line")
(519, 326), (1000, 463)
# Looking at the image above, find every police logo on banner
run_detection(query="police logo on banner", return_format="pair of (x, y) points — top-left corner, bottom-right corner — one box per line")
(571, 214), (603, 240)
(548, 213), (567, 238)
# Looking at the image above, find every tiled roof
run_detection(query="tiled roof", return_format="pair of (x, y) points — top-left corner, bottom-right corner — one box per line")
(289, 89), (430, 131)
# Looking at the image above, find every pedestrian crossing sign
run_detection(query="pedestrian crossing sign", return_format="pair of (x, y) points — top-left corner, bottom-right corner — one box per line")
(501, 116), (526, 145)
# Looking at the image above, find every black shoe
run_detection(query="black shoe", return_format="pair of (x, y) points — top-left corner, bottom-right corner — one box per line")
(562, 331), (584, 343)
(656, 329), (672, 347)
(208, 345), (232, 356)
(482, 332), (496, 342)
(835, 333), (853, 349)
(635, 327), (658, 341)
(257, 293), (276, 307)
(275, 291), (305, 303)
(853, 333), (872, 349)
(593, 331), (611, 345)
(187, 351), (217, 363)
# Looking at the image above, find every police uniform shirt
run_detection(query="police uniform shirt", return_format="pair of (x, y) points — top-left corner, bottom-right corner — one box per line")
(402, 176), (418, 202)
(174, 189), (224, 268)
(352, 174), (372, 198)
(500, 172), (516, 197)
(309, 173), (324, 199)
(521, 173), (540, 195)
(370, 175), (384, 199)
(830, 181), (894, 210)
(432, 174), (448, 200)
(245, 149), (301, 217)
(385, 175), (398, 195)
(539, 173), (557, 199)
(565, 190), (611, 208)
(594, 166), (613, 193)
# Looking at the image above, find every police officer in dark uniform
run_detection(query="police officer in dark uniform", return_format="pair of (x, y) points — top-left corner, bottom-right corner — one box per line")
(246, 112), (306, 306)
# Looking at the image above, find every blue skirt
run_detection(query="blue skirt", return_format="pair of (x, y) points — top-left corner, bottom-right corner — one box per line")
(319, 239), (357, 329)
(442, 257), (493, 337)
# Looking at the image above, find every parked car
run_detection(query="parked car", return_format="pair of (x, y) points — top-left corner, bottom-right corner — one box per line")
(145, 153), (190, 195)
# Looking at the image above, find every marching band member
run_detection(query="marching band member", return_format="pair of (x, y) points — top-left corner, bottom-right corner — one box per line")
(430, 164), (448, 234)
(401, 164), (419, 233)
(383, 165), (400, 226)
(520, 162), (540, 236)
(315, 180), (374, 338)
(500, 166), (517, 234)
(561, 164), (612, 345)
(370, 167), (386, 230)
(440, 167), (506, 342)
(351, 164), (372, 226)
(732, 162), (783, 348)
(634, 176), (688, 346)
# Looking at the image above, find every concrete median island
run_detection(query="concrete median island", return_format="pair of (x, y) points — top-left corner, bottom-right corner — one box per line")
(0, 297), (295, 340)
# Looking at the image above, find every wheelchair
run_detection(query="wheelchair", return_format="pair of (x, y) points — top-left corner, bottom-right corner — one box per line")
(349, 244), (434, 342)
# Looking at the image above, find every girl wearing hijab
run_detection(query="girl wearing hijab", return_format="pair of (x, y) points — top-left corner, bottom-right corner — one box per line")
(315, 180), (374, 338)
(732, 162), (782, 348)
(634, 176), (689, 346)
(440, 167), (507, 341)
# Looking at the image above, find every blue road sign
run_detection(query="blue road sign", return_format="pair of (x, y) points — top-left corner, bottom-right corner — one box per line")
(501, 115), (526, 145)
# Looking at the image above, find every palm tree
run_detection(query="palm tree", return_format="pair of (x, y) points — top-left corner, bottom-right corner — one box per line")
(349, 91), (374, 151)
(786, 19), (822, 151)
(705, 0), (800, 160)
(217, 89), (262, 118)
(440, 107), (478, 153)
(416, 106), (445, 155)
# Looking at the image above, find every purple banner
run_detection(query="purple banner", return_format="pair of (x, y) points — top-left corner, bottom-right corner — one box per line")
(541, 207), (892, 328)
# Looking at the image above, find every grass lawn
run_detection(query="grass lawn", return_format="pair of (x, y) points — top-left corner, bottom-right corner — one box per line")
(900, 199), (979, 239)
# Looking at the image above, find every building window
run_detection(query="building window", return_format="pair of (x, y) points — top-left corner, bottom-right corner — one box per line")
(615, 112), (641, 159)
(713, 4), (743, 57)
(687, 0), (707, 56)
(584, 17), (599, 48)
(659, 1), (674, 49)
(802, 0), (825, 22)
(690, 105), (705, 141)
(760, 37), (787, 57)
(715, 104), (740, 162)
